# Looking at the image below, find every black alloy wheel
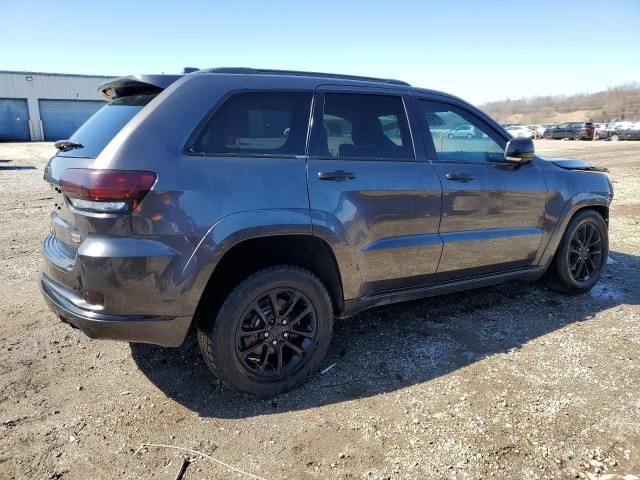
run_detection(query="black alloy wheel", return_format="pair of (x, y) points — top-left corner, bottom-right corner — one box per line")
(197, 266), (333, 396)
(567, 222), (603, 283)
(235, 288), (317, 377)
(545, 210), (609, 295)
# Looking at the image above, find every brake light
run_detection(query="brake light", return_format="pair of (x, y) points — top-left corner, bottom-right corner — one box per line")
(59, 168), (156, 213)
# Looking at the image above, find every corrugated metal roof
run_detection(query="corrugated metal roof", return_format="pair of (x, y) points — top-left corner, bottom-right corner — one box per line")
(0, 70), (115, 79)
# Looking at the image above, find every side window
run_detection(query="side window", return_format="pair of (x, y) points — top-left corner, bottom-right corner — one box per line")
(418, 100), (505, 164)
(315, 93), (414, 160)
(190, 91), (312, 156)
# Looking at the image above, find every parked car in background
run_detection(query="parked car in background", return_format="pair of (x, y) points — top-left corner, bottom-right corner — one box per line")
(40, 68), (613, 396)
(616, 121), (630, 127)
(447, 124), (478, 138)
(505, 125), (534, 138)
(544, 122), (594, 140)
(595, 123), (616, 140)
(610, 125), (640, 141)
(596, 123), (637, 140)
(526, 125), (546, 138)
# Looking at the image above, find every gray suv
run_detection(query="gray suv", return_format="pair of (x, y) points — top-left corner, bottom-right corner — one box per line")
(41, 68), (613, 396)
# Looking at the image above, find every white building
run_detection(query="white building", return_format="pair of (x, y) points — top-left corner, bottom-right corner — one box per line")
(0, 70), (113, 141)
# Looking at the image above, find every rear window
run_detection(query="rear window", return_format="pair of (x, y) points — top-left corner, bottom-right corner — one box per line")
(189, 91), (313, 157)
(56, 94), (155, 158)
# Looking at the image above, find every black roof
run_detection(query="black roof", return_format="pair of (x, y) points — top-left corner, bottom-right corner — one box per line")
(198, 67), (410, 86)
(99, 68), (413, 100)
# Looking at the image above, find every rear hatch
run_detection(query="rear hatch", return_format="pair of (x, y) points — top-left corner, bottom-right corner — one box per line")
(43, 75), (181, 267)
(46, 74), (181, 164)
(582, 122), (594, 134)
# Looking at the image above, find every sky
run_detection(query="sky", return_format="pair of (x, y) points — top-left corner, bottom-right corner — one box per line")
(1, 0), (639, 105)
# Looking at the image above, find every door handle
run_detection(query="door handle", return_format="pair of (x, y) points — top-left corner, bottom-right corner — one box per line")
(445, 172), (475, 182)
(317, 170), (355, 181)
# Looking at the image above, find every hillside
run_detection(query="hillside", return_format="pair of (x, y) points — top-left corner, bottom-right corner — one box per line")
(480, 82), (640, 125)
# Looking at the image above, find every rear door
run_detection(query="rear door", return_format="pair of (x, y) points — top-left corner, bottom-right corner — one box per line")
(558, 123), (571, 139)
(414, 96), (547, 278)
(307, 86), (442, 297)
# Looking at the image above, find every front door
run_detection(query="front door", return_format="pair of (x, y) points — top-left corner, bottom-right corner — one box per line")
(307, 87), (442, 297)
(414, 97), (548, 279)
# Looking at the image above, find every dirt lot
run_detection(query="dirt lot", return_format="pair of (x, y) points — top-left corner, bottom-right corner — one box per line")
(1, 140), (639, 480)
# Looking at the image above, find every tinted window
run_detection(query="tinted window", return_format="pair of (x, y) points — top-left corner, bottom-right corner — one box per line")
(314, 93), (413, 160)
(418, 100), (504, 164)
(191, 91), (312, 156)
(56, 95), (152, 158)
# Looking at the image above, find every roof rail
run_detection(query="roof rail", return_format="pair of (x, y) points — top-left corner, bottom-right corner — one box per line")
(198, 67), (410, 86)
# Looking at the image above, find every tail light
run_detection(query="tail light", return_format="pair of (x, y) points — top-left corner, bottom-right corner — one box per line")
(59, 168), (157, 213)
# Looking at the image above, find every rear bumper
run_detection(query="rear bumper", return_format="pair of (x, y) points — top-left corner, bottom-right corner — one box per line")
(40, 273), (192, 347)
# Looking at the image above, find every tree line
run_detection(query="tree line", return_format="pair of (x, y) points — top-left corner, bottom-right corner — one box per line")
(480, 82), (640, 125)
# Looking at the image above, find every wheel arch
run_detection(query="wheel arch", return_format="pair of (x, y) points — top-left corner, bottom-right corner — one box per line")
(538, 200), (610, 268)
(194, 234), (345, 331)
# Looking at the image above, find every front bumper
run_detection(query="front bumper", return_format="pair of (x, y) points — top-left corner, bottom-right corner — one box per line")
(40, 273), (192, 347)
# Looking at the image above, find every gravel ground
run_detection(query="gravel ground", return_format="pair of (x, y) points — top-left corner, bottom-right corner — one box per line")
(0, 140), (638, 480)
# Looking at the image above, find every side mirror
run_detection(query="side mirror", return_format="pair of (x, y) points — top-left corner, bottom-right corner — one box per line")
(504, 137), (534, 164)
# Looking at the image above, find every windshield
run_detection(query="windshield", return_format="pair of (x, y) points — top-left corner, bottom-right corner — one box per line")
(56, 94), (156, 158)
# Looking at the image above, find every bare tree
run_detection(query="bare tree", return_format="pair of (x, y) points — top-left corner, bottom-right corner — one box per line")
(481, 83), (640, 124)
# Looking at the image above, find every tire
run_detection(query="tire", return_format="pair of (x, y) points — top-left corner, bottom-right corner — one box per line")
(611, 134), (619, 142)
(544, 132), (552, 139)
(447, 133), (454, 139)
(573, 131), (582, 140)
(545, 210), (609, 295)
(466, 133), (473, 139)
(197, 266), (333, 397)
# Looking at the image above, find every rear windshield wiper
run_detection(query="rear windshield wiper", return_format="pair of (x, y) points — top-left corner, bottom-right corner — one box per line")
(54, 140), (84, 152)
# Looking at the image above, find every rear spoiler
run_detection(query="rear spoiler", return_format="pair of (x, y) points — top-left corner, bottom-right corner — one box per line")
(98, 74), (182, 101)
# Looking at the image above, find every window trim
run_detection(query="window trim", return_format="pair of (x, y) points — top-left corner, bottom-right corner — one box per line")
(183, 88), (315, 159)
(412, 96), (510, 165)
(308, 90), (417, 162)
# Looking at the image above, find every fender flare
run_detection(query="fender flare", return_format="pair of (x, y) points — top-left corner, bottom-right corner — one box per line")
(180, 208), (362, 310)
(536, 193), (610, 267)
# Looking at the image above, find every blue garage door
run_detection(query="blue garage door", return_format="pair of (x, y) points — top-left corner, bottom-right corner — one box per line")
(39, 99), (105, 141)
(0, 98), (30, 141)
